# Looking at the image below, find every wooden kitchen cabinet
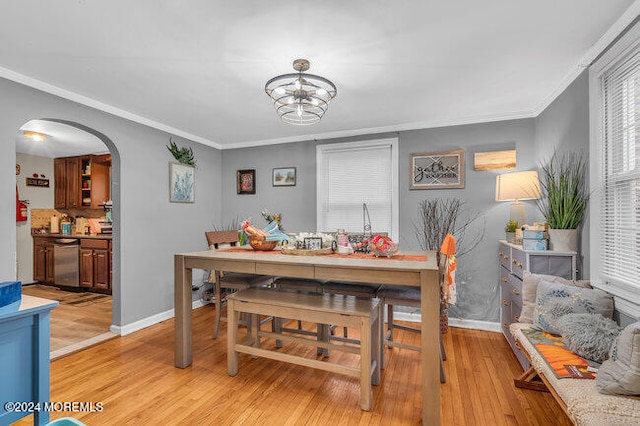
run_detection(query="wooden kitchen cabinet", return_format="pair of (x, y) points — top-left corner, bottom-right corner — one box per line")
(53, 158), (66, 209)
(55, 154), (110, 210)
(33, 237), (54, 284)
(54, 156), (81, 209)
(80, 239), (111, 291)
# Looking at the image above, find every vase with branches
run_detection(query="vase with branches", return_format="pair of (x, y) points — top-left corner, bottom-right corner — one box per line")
(414, 198), (485, 332)
(415, 198), (485, 260)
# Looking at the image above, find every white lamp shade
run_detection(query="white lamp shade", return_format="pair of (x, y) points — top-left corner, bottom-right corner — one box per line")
(495, 171), (541, 202)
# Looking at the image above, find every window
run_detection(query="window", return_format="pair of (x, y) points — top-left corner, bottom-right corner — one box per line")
(316, 138), (398, 240)
(590, 23), (640, 307)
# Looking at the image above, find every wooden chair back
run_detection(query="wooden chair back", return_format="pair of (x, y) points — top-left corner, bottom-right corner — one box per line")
(205, 230), (240, 249)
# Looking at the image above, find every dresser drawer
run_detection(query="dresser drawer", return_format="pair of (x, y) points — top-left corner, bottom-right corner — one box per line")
(500, 265), (509, 288)
(510, 247), (527, 279)
(502, 303), (513, 343)
(498, 242), (511, 270)
(529, 254), (574, 279)
(511, 299), (523, 324)
(508, 274), (523, 305)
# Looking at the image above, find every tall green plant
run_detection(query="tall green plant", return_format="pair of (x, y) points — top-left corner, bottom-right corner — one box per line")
(536, 151), (589, 229)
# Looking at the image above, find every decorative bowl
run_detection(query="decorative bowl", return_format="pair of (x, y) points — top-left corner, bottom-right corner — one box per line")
(369, 242), (399, 257)
(249, 237), (278, 251)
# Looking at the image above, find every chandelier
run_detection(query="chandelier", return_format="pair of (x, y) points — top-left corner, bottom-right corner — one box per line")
(265, 59), (337, 125)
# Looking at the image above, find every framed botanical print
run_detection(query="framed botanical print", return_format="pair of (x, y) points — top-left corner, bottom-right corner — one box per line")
(170, 163), (195, 203)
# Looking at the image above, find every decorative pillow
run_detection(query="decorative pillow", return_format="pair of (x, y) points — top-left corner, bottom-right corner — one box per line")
(557, 313), (621, 363)
(596, 322), (640, 395)
(532, 280), (613, 335)
(519, 271), (591, 324)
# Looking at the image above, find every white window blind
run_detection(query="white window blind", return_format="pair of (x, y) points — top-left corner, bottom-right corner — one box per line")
(599, 48), (640, 292)
(316, 139), (398, 239)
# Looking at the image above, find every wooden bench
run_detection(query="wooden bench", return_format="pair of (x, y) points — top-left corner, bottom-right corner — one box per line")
(227, 288), (381, 411)
(511, 323), (640, 425)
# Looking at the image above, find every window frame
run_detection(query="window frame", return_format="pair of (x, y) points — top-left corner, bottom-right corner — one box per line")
(589, 22), (640, 315)
(316, 138), (399, 240)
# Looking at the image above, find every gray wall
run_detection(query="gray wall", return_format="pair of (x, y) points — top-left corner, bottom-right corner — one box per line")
(221, 121), (538, 323)
(16, 153), (55, 284)
(0, 68), (591, 329)
(534, 70), (590, 277)
(0, 77), (223, 327)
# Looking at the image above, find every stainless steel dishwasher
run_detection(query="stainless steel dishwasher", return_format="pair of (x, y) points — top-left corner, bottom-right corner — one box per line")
(54, 238), (79, 287)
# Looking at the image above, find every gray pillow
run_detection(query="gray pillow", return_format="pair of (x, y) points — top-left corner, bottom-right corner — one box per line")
(519, 271), (592, 324)
(597, 322), (640, 395)
(557, 313), (621, 363)
(532, 280), (613, 335)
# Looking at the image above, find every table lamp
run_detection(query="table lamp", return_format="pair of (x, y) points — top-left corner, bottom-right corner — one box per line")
(495, 170), (541, 227)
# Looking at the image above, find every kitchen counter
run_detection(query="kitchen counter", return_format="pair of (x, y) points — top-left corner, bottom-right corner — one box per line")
(31, 231), (112, 240)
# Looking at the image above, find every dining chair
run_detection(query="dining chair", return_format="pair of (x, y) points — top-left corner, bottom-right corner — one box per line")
(377, 238), (455, 383)
(205, 230), (273, 339)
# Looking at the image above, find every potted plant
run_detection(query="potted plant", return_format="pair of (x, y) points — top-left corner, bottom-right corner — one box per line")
(536, 151), (589, 252)
(505, 220), (518, 243)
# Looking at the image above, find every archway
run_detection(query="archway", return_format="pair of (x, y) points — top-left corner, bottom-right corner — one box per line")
(15, 118), (121, 354)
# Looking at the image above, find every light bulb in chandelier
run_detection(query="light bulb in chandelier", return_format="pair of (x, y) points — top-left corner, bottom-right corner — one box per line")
(265, 58), (337, 125)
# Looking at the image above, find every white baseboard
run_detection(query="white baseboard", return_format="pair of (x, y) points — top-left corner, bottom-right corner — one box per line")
(110, 299), (502, 336)
(110, 298), (207, 336)
(393, 311), (502, 333)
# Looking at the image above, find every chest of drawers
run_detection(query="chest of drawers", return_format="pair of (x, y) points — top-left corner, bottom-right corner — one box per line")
(498, 241), (577, 370)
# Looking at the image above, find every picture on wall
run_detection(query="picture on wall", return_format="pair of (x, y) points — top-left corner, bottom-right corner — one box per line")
(170, 162), (195, 203)
(237, 169), (256, 194)
(272, 167), (296, 186)
(473, 149), (516, 171)
(410, 149), (465, 189)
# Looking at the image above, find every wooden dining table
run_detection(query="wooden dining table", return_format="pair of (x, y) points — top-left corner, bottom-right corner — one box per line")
(174, 248), (441, 425)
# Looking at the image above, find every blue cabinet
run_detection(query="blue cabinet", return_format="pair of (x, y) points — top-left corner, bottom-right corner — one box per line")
(0, 295), (58, 425)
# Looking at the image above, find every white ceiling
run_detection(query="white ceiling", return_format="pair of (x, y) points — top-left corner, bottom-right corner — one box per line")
(16, 120), (108, 158)
(2, 1), (638, 151)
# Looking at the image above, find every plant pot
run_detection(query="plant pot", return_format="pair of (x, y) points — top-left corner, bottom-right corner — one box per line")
(548, 229), (578, 252)
(505, 232), (516, 243)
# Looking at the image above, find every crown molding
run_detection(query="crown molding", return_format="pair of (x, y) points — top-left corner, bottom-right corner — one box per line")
(532, 0), (640, 116)
(0, 66), (222, 150)
(222, 109), (535, 149)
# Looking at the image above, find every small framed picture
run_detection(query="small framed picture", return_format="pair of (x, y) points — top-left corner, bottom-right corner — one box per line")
(303, 237), (323, 250)
(237, 169), (256, 195)
(273, 167), (296, 186)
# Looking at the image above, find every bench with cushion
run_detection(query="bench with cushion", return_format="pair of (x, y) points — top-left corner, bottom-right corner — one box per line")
(511, 322), (640, 425)
(510, 272), (640, 425)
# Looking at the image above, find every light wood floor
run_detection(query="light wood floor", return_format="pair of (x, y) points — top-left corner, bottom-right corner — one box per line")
(22, 284), (113, 352)
(13, 304), (570, 426)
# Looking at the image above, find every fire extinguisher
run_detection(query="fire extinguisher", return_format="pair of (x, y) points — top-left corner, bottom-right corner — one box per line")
(16, 187), (27, 222)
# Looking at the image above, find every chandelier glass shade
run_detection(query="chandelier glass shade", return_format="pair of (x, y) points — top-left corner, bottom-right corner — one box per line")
(265, 59), (337, 125)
